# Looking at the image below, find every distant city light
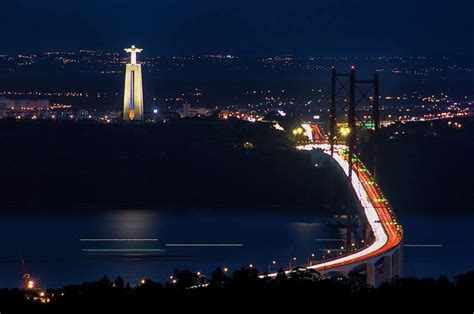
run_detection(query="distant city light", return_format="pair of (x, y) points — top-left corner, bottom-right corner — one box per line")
(277, 110), (286, 117)
(273, 123), (284, 131)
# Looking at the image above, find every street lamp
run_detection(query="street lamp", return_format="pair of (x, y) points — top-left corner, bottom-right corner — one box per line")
(289, 257), (296, 269)
(269, 260), (277, 273)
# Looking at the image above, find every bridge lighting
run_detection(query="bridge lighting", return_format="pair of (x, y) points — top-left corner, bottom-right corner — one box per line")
(292, 127), (304, 136)
(339, 126), (351, 137)
(301, 123), (314, 141)
(270, 144), (402, 286)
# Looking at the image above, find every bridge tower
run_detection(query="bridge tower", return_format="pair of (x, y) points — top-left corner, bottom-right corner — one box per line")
(329, 66), (380, 253)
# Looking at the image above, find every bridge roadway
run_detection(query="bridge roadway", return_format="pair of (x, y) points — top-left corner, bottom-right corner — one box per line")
(267, 144), (403, 287)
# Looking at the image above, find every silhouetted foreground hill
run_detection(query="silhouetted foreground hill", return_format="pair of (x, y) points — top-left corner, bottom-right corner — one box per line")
(0, 267), (472, 312)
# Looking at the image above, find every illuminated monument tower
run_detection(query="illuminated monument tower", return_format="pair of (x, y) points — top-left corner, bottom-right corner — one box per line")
(123, 45), (144, 121)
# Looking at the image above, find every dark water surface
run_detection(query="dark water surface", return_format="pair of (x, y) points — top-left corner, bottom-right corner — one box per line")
(0, 209), (336, 288)
(0, 209), (472, 288)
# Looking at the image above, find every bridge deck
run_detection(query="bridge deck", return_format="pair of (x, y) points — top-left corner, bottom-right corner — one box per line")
(268, 144), (403, 276)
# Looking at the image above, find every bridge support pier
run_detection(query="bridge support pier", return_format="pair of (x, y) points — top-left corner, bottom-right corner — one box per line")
(366, 263), (376, 287)
(365, 250), (403, 287)
(392, 248), (403, 278)
(382, 255), (392, 283)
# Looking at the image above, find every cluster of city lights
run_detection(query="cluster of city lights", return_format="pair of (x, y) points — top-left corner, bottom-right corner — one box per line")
(219, 110), (263, 123)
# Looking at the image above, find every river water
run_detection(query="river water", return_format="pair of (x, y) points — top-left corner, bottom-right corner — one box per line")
(0, 209), (472, 288)
(0, 209), (336, 288)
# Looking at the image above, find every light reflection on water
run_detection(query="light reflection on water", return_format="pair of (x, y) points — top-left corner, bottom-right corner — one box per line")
(0, 210), (472, 288)
(0, 209), (334, 288)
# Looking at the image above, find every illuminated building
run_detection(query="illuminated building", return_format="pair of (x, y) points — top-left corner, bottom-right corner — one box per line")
(123, 45), (144, 121)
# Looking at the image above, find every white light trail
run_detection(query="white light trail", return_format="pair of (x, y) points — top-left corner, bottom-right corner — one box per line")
(264, 143), (396, 277)
(305, 145), (388, 270)
(301, 123), (314, 142)
(165, 244), (243, 247)
(404, 244), (443, 248)
(80, 238), (159, 242)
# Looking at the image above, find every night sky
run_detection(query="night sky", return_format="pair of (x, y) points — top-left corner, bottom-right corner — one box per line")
(3, 0), (473, 56)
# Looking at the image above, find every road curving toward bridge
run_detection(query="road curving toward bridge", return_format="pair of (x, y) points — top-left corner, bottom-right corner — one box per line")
(266, 144), (403, 280)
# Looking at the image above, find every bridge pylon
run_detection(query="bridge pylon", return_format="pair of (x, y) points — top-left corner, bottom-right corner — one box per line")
(329, 67), (380, 253)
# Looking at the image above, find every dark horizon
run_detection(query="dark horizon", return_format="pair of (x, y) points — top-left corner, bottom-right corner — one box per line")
(3, 0), (473, 57)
